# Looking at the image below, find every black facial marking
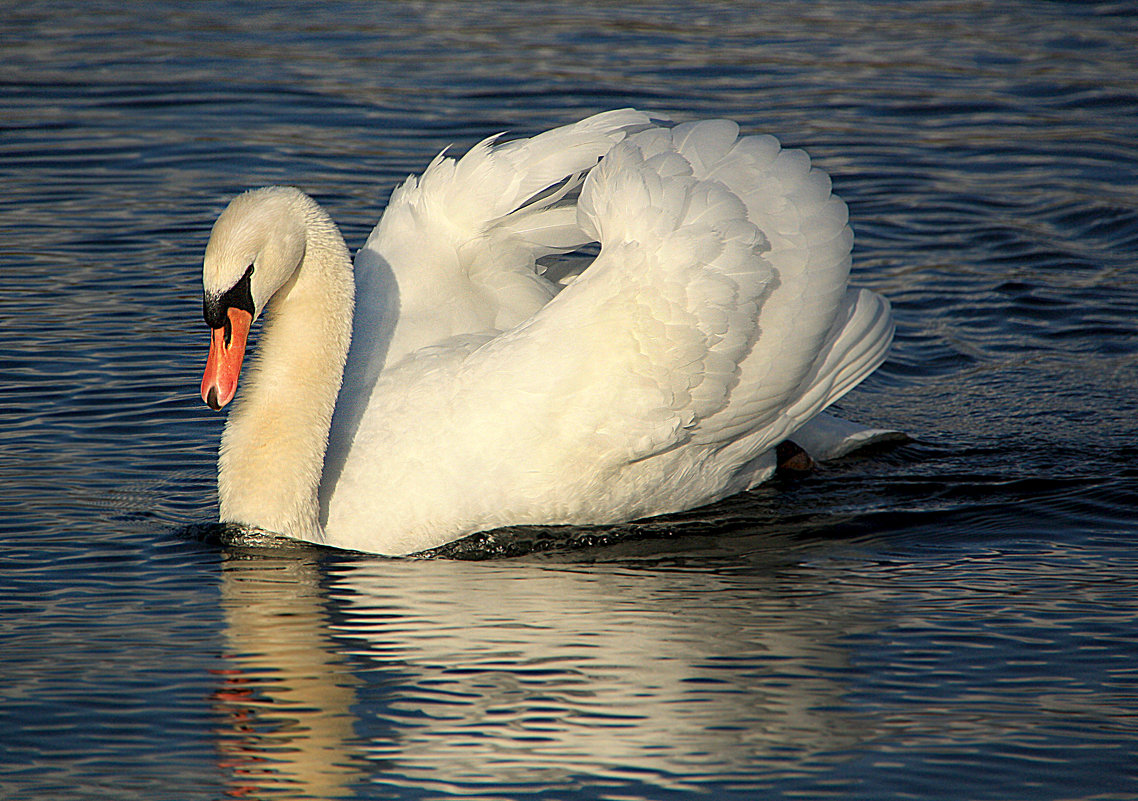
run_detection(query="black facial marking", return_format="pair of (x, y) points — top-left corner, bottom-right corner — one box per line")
(204, 264), (255, 329)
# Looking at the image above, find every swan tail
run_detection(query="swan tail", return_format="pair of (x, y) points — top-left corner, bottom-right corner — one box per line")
(787, 411), (906, 464)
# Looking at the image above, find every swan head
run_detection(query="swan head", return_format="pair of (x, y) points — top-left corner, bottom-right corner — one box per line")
(200, 187), (310, 410)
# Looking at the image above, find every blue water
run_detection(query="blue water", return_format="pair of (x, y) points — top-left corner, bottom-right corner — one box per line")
(3, 1), (1138, 798)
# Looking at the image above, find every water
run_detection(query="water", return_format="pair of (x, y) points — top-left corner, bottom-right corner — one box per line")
(2, 1), (1138, 798)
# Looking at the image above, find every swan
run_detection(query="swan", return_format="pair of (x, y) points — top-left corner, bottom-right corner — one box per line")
(200, 109), (896, 555)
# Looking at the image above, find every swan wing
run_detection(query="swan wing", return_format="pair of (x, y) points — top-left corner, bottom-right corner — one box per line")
(486, 121), (891, 465)
(353, 108), (655, 366)
(325, 111), (655, 512)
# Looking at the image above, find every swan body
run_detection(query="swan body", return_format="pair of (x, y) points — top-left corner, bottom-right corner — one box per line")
(200, 110), (895, 555)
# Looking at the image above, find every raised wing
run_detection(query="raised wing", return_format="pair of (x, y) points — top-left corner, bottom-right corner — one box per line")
(472, 120), (890, 467)
(353, 108), (655, 367)
(325, 110), (653, 498)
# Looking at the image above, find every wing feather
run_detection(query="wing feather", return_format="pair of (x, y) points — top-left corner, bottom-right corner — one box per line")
(484, 120), (890, 469)
(355, 109), (654, 366)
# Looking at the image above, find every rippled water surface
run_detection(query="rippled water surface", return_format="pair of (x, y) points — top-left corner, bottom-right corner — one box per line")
(3, 2), (1138, 799)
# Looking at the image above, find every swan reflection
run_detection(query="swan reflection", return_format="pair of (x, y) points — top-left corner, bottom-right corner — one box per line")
(213, 553), (363, 799)
(213, 544), (880, 796)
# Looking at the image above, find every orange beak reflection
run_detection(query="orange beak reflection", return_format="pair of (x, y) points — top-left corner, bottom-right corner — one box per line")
(201, 307), (253, 410)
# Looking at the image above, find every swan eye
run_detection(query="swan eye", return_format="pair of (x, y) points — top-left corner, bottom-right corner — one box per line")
(203, 264), (255, 329)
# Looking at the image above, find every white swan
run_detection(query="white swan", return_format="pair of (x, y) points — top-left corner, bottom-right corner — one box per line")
(200, 109), (895, 555)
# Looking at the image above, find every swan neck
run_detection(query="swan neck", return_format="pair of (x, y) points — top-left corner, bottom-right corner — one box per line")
(218, 201), (354, 543)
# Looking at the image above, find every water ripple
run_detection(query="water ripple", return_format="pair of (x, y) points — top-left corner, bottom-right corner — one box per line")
(2, 1), (1138, 799)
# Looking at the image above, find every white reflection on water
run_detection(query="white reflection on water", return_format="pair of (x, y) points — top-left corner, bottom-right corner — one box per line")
(213, 534), (1138, 796)
(215, 554), (364, 799)
(212, 547), (887, 797)
(210, 536), (1138, 799)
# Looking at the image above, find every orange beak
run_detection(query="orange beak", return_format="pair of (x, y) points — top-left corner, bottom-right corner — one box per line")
(201, 307), (253, 410)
